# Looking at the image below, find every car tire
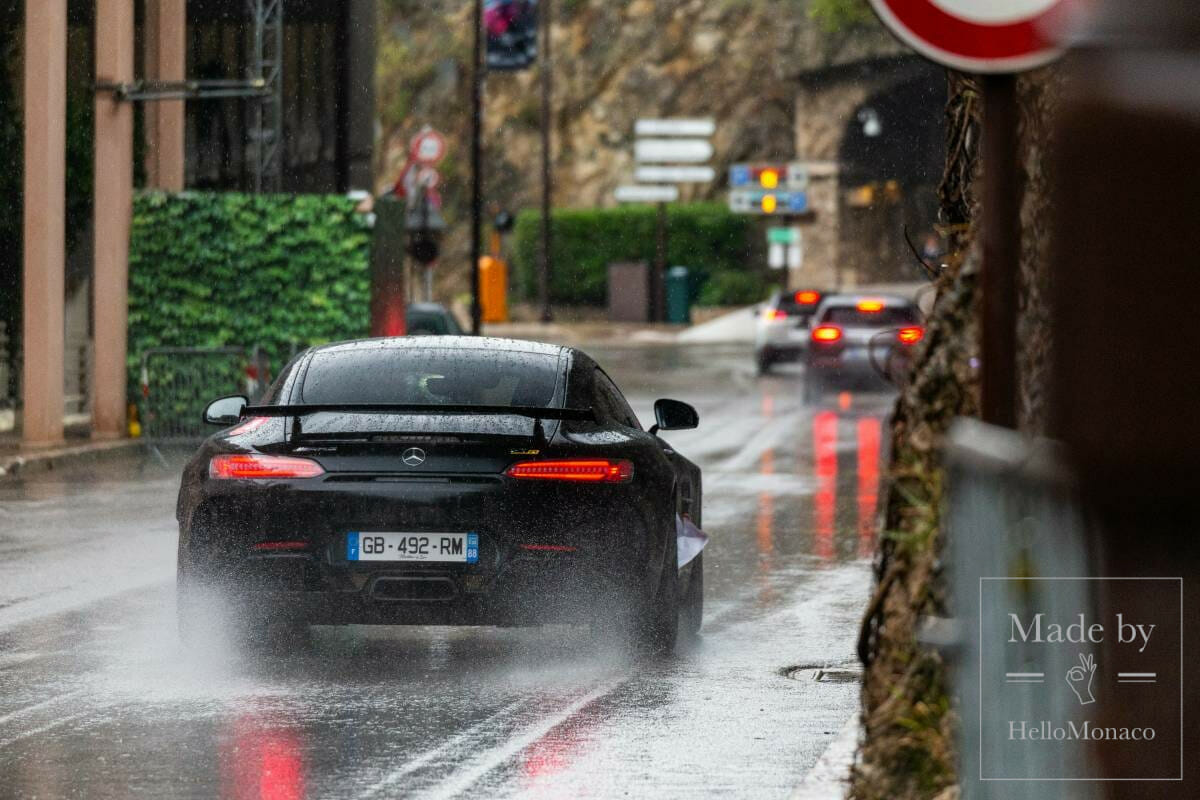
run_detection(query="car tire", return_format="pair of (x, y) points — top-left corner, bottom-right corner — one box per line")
(804, 370), (822, 404)
(680, 553), (703, 639)
(635, 531), (679, 657)
(756, 350), (773, 375)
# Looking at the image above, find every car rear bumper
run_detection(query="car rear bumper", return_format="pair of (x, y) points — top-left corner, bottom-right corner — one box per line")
(180, 475), (667, 624)
(211, 551), (638, 626)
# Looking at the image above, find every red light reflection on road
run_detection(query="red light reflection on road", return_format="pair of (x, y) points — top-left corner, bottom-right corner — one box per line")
(813, 411), (838, 562)
(520, 693), (605, 796)
(221, 715), (305, 800)
(856, 416), (882, 558)
(757, 448), (776, 604)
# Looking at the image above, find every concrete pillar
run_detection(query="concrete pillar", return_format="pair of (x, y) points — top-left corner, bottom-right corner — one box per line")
(21, 0), (67, 447)
(144, 0), (186, 190)
(93, 0), (135, 438)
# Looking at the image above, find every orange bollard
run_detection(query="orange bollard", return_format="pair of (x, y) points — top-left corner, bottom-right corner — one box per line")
(478, 256), (509, 323)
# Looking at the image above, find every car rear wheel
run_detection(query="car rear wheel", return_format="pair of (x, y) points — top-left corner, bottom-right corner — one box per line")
(756, 350), (774, 375)
(680, 553), (703, 639)
(634, 531), (679, 656)
(804, 370), (823, 404)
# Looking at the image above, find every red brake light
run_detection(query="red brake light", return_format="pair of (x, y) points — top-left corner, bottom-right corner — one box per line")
(505, 459), (634, 483)
(794, 290), (821, 305)
(764, 308), (788, 321)
(209, 454), (325, 480)
(228, 416), (270, 436)
(811, 325), (843, 343)
(897, 326), (924, 345)
(856, 299), (885, 312)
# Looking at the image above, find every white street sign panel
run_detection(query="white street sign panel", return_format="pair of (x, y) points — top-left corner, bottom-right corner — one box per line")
(868, 0), (1079, 73)
(635, 165), (716, 184)
(634, 118), (716, 137)
(634, 139), (714, 164)
(768, 243), (785, 270)
(614, 185), (680, 203)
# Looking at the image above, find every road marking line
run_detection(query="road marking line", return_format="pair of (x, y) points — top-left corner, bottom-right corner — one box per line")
(0, 709), (92, 749)
(358, 699), (528, 799)
(418, 678), (624, 800)
(0, 688), (88, 727)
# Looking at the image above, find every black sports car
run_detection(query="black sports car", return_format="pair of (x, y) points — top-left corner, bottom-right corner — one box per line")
(176, 336), (703, 653)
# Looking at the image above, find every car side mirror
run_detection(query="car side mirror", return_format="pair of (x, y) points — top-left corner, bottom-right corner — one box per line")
(649, 398), (699, 435)
(204, 395), (248, 426)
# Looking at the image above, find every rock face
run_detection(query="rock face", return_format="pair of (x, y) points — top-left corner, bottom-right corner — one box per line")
(375, 0), (910, 293)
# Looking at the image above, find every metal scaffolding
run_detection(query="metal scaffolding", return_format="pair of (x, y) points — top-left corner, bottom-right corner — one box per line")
(95, 0), (284, 192)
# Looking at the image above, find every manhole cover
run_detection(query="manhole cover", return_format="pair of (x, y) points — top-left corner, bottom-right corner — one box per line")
(782, 664), (862, 683)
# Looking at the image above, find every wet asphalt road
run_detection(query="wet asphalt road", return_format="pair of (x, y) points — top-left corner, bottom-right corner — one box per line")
(0, 343), (893, 799)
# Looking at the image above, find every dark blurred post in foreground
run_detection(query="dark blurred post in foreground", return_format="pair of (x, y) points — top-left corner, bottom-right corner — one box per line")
(469, 0), (484, 334)
(1048, 1), (1200, 793)
(537, 0), (554, 323)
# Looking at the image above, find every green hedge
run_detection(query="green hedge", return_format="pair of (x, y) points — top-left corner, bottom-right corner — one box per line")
(512, 203), (761, 306)
(128, 192), (372, 385)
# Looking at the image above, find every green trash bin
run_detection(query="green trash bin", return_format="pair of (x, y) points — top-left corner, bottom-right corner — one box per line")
(665, 265), (692, 324)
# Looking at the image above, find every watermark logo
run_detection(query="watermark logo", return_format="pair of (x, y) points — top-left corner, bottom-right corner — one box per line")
(1065, 653), (1097, 706)
(979, 577), (1182, 781)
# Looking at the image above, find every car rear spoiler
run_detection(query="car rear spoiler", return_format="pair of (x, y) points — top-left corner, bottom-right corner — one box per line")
(240, 403), (595, 444)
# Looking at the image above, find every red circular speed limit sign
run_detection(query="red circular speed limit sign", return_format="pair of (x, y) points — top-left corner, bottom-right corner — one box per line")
(869, 0), (1080, 73)
(410, 127), (447, 166)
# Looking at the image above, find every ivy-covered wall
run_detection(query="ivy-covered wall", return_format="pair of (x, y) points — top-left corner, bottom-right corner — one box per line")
(127, 192), (372, 383)
(511, 203), (764, 307)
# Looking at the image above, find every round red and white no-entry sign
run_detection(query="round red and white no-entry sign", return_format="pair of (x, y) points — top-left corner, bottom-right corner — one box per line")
(869, 0), (1079, 73)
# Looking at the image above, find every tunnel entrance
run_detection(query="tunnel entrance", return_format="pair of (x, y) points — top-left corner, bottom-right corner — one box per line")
(838, 66), (946, 285)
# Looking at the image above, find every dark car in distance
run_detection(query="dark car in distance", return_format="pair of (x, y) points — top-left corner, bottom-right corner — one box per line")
(176, 337), (703, 654)
(405, 302), (464, 336)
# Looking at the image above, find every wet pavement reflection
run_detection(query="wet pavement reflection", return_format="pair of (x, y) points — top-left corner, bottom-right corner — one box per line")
(0, 343), (892, 799)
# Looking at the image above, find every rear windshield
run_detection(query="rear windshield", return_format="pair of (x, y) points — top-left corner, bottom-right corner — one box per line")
(300, 347), (561, 407)
(820, 306), (919, 327)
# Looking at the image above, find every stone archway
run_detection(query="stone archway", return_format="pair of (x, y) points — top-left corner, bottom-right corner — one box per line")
(792, 56), (945, 289)
(838, 65), (945, 284)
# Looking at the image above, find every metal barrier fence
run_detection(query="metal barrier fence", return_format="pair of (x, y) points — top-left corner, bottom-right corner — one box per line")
(139, 346), (272, 445)
(944, 419), (1097, 796)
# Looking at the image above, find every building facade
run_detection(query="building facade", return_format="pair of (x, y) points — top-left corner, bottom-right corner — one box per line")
(3, 0), (375, 446)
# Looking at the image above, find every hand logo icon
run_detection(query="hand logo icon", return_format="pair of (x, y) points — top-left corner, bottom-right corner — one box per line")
(1066, 653), (1097, 705)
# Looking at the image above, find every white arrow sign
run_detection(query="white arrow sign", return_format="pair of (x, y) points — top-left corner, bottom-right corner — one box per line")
(635, 118), (716, 137)
(614, 185), (680, 203)
(635, 165), (715, 183)
(634, 139), (714, 164)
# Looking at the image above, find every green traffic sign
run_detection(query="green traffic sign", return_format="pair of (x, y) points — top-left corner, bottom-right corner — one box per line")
(767, 227), (798, 245)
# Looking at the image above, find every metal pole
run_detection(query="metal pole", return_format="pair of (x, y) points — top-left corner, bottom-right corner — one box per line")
(537, 0), (554, 323)
(469, 0), (484, 334)
(653, 201), (667, 322)
(980, 74), (1020, 429)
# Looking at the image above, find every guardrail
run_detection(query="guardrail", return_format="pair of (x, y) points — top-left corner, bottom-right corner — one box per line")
(943, 418), (1097, 793)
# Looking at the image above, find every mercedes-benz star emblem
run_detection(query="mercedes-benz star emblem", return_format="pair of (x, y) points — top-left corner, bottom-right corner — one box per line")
(402, 447), (426, 467)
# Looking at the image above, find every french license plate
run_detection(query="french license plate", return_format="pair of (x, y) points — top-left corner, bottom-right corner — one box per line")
(347, 532), (479, 563)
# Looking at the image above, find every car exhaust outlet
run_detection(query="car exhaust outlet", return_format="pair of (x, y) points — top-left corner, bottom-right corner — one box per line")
(371, 576), (457, 602)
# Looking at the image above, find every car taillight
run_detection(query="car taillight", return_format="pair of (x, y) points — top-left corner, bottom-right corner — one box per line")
(856, 299), (885, 312)
(764, 308), (788, 321)
(897, 326), (925, 344)
(505, 459), (634, 483)
(794, 290), (821, 305)
(228, 416), (270, 436)
(209, 454), (325, 480)
(811, 325), (843, 343)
